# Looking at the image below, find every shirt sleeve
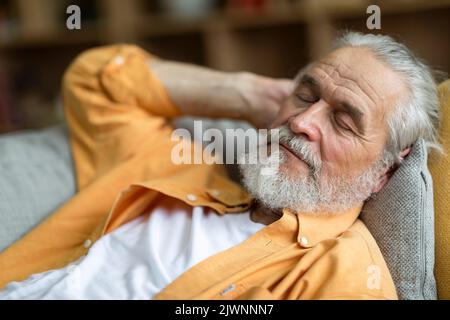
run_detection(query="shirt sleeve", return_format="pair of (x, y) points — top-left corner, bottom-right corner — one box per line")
(62, 44), (181, 189)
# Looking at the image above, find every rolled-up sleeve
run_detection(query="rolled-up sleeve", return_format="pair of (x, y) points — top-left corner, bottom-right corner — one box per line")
(63, 44), (181, 189)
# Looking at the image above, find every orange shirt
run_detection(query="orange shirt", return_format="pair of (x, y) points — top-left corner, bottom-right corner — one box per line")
(0, 45), (397, 300)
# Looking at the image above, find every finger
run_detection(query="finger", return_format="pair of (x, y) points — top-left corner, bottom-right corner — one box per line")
(274, 79), (295, 97)
(261, 78), (295, 101)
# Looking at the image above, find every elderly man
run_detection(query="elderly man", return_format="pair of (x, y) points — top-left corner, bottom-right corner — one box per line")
(0, 32), (440, 300)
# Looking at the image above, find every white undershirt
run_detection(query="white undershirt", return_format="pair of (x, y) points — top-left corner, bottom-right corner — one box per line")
(0, 198), (264, 300)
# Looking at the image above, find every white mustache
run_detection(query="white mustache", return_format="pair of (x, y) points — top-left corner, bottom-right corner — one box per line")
(277, 125), (322, 173)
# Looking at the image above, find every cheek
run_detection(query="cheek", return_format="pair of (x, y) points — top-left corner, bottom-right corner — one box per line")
(321, 133), (372, 176)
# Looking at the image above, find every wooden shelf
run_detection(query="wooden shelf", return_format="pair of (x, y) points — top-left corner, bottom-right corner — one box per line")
(0, 25), (100, 50)
(0, 0), (449, 133)
(0, 0), (448, 50)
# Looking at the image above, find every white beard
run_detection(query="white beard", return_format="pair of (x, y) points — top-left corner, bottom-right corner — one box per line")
(238, 126), (389, 215)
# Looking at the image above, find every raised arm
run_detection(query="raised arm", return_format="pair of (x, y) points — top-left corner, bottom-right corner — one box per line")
(150, 59), (293, 129)
(63, 44), (293, 189)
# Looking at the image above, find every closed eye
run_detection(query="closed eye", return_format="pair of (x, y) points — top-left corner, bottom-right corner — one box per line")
(295, 93), (318, 104)
(333, 111), (354, 132)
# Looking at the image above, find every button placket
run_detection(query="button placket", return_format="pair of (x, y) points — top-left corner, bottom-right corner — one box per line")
(186, 194), (197, 202)
(83, 239), (92, 249)
(299, 236), (309, 247)
(113, 55), (125, 65)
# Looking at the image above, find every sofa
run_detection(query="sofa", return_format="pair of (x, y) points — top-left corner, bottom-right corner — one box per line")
(0, 80), (449, 300)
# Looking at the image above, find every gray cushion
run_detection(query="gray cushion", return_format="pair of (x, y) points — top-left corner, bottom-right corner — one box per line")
(0, 125), (76, 252)
(361, 138), (437, 300)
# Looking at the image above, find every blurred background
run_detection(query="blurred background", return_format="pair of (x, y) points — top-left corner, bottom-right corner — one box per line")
(0, 0), (449, 133)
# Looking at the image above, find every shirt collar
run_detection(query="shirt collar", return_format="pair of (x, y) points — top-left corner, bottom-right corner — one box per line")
(282, 204), (363, 248)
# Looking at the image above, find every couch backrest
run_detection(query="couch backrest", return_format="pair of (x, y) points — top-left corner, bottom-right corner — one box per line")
(0, 125), (76, 252)
(429, 80), (450, 299)
(1, 79), (449, 298)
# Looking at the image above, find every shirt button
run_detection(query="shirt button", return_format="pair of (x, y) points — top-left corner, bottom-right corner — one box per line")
(211, 190), (220, 197)
(186, 194), (197, 202)
(83, 239), (92, 249)
(299, 236), (309, 247)
(114, 55), (125, 65)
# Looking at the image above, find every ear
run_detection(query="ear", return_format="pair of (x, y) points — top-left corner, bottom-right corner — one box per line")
(371, 146), (412, 194)
(372, 171), (390, 194)
(399, 147), (411, 159)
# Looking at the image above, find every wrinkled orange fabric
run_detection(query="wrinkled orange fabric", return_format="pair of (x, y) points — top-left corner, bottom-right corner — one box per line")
(0, 45), (397, 300)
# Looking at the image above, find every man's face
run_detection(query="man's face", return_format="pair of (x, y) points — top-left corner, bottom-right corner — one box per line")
(240, 47), (408, 214)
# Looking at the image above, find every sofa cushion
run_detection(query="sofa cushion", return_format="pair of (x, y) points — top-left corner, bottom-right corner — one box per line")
(0, 125), (76, 252)
(360, 138), (437, 300)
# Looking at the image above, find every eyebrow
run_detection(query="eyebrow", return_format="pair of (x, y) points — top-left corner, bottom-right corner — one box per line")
(300, 74), (320, 90)
(300, 74), (366, 135)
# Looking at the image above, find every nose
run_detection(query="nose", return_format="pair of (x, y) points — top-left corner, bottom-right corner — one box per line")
(289, 100), (325, 142)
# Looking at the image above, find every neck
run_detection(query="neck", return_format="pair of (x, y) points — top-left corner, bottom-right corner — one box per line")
(250, 203), (283, 225)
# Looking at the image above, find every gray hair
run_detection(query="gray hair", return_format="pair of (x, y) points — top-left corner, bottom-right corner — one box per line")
(332, 31), (442, 164)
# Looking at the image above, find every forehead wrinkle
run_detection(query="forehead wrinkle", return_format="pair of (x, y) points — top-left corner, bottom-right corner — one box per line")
(312, 65), (371, 131)
(315, 60), (380, 110)
(335, 60), (408, 129)
(336, 60), (386, 108)
(306, 69), (368, 136)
